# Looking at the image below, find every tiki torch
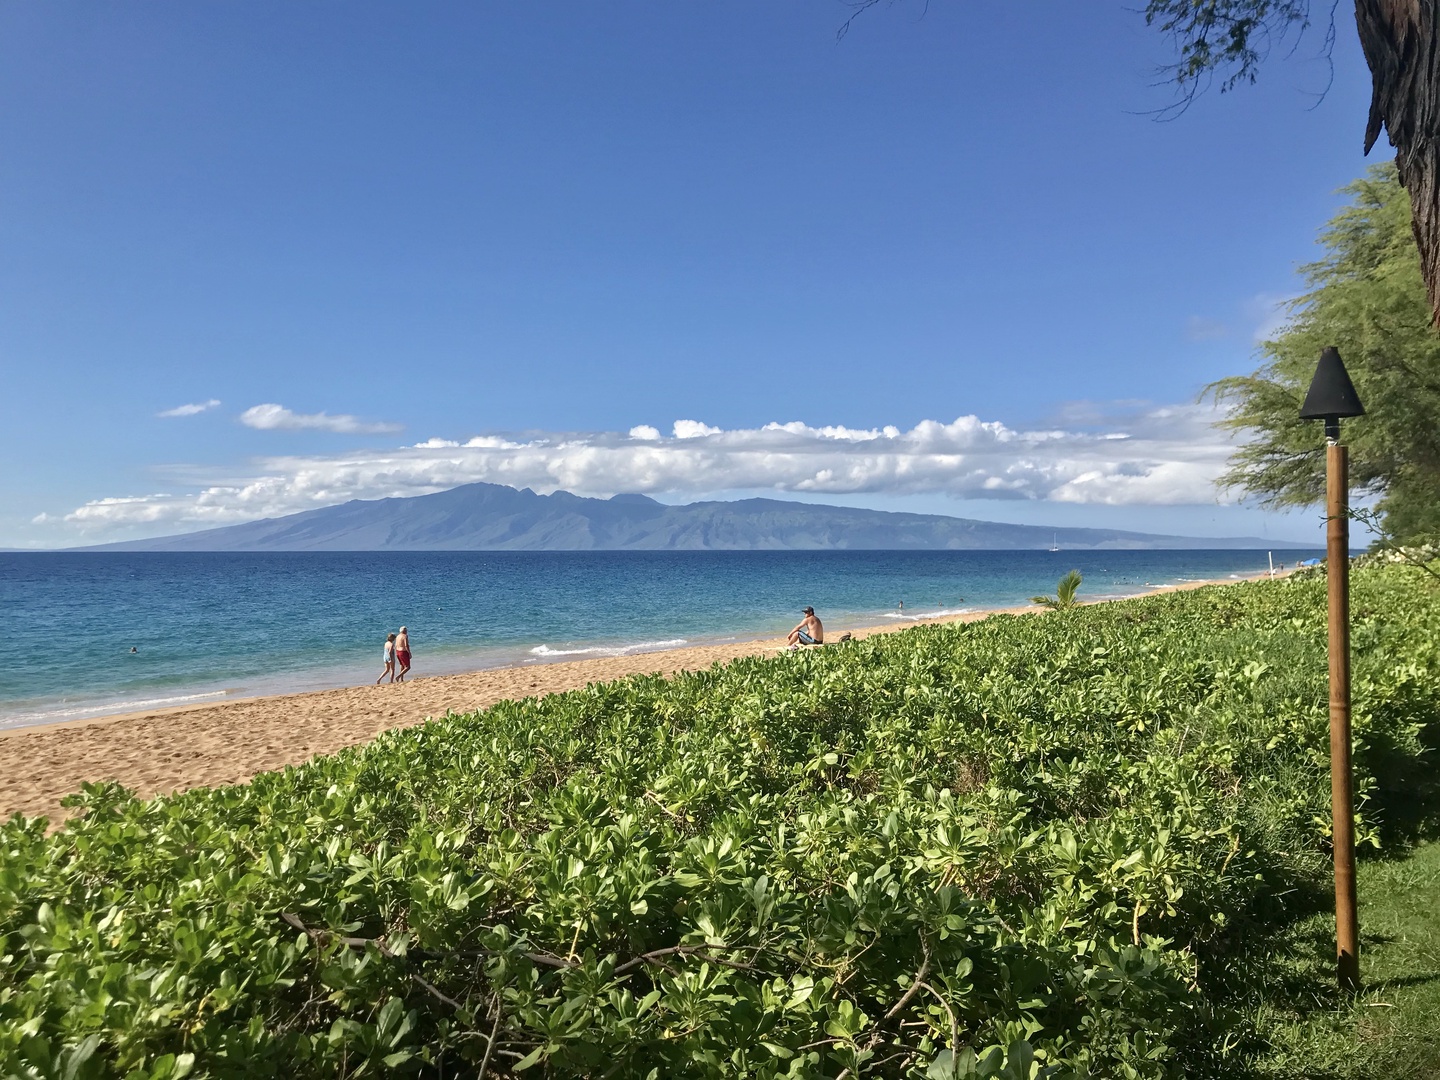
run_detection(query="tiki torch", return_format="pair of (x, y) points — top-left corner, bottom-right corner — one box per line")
(1298, 345), (1366, 990)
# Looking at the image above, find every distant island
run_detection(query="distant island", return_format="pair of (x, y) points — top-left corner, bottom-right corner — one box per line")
(76, 482), (1312, 552)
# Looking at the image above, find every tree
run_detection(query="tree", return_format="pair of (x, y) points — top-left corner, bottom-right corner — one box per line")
(842, 1), (1440, 322)
(1031, 569), (1083, 610)
(1144, 1), (1440, 325)
(1209, 163), (1440, 542)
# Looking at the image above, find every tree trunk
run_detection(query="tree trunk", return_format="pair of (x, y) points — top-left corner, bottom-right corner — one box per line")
(1357, 0), (1440, 323)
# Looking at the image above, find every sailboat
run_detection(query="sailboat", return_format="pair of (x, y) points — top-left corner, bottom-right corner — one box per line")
(1048, 532), (1060, 552)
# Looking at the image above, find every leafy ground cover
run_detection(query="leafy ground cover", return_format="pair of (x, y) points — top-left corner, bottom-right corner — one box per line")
(2, 564), (1438, 1078)
(1246, 839), (1440, 1079)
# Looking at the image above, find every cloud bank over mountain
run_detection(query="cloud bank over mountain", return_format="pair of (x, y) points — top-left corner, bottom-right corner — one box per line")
(50, 403), (1238, 535)
(83, 481), (1301, 553)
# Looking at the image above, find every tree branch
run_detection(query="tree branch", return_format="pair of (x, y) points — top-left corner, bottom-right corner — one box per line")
(613, 943), (765, 976)
(281, 912), (466, 1009)
(476, 1000), (503, 1080)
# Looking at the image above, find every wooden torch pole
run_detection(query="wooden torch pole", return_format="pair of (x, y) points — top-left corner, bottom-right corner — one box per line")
(1326, 437), (1360, 990)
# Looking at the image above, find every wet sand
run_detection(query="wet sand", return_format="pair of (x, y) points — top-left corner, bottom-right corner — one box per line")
(0, 575), (1274, 826)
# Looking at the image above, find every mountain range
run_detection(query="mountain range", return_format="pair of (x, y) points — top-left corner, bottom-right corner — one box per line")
(80, 482), (1311, 552)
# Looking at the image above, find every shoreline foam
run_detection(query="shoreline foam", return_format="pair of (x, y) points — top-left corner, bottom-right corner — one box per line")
(0, 573), (1279, 827)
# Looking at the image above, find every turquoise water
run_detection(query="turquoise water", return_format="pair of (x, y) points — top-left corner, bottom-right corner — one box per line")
(0, 549), (1315, 729)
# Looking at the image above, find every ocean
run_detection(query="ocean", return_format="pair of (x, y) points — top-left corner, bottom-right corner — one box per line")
(0, 549), (1317, 731)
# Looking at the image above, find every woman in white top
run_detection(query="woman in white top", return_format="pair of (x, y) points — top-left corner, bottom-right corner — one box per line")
(377, 633), (397, 684)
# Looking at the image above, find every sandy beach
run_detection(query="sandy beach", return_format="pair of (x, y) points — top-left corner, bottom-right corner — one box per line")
(0, 575), (1271, 827)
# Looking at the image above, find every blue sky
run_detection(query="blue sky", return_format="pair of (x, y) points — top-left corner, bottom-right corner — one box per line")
(0, 2), (1377, 547)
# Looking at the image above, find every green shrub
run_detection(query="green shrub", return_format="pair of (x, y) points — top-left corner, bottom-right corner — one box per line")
(2, 565), (1437, 1078)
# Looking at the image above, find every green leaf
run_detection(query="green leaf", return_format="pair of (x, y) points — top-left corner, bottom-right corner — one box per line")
(514, 1046), (547, 1071)
(61, 1034), (102, 1080)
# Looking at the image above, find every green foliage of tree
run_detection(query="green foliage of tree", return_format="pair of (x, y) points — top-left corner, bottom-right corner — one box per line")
(854, 3), (1440, 321)
(1030, 569), (1082, 610)
(1143, 0), (1313, 95)
(1141, 1), (1440, 325)
(1208, 163), (1440, 543)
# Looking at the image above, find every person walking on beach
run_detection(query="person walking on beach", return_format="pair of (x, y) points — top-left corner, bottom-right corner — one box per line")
(395, 626), (412, 681)
(377, 633), (396, 684)
(787, 607), (824, 648)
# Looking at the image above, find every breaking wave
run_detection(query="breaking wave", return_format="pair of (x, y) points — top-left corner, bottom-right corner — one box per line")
(529, 638), (689, 659)
(0, 689), (232, 731)
(878, 607), (976, 621)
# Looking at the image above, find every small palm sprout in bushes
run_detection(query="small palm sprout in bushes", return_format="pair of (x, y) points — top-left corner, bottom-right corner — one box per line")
(1031, 568), (1082, 610)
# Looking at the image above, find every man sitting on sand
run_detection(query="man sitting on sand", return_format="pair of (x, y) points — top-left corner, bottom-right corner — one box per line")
(787, 607), (824, 648)
(395, 626), (411, 681)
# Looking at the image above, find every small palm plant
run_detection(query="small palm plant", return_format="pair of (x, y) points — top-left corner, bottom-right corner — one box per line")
(1031, 569), (1082, 610)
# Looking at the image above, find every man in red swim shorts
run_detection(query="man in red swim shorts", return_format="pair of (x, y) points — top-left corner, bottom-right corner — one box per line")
(395, 626), (412, 681)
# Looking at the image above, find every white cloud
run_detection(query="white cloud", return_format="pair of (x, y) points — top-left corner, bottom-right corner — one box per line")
(239, 403), (402, 435)
(51, 402), (1244, 533)
(1183, 294), (1301, 348)
(629, 425), (662, 441)
(673, 419), (722, 439)
(157, 399), (221, 418)
(464, 435), (524, 449)
(1245, 292), (1299, 345)
(1185, 316), (1228, 342)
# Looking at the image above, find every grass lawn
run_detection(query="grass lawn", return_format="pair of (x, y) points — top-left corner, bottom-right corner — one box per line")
(1258, 838), (1440, 1078)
